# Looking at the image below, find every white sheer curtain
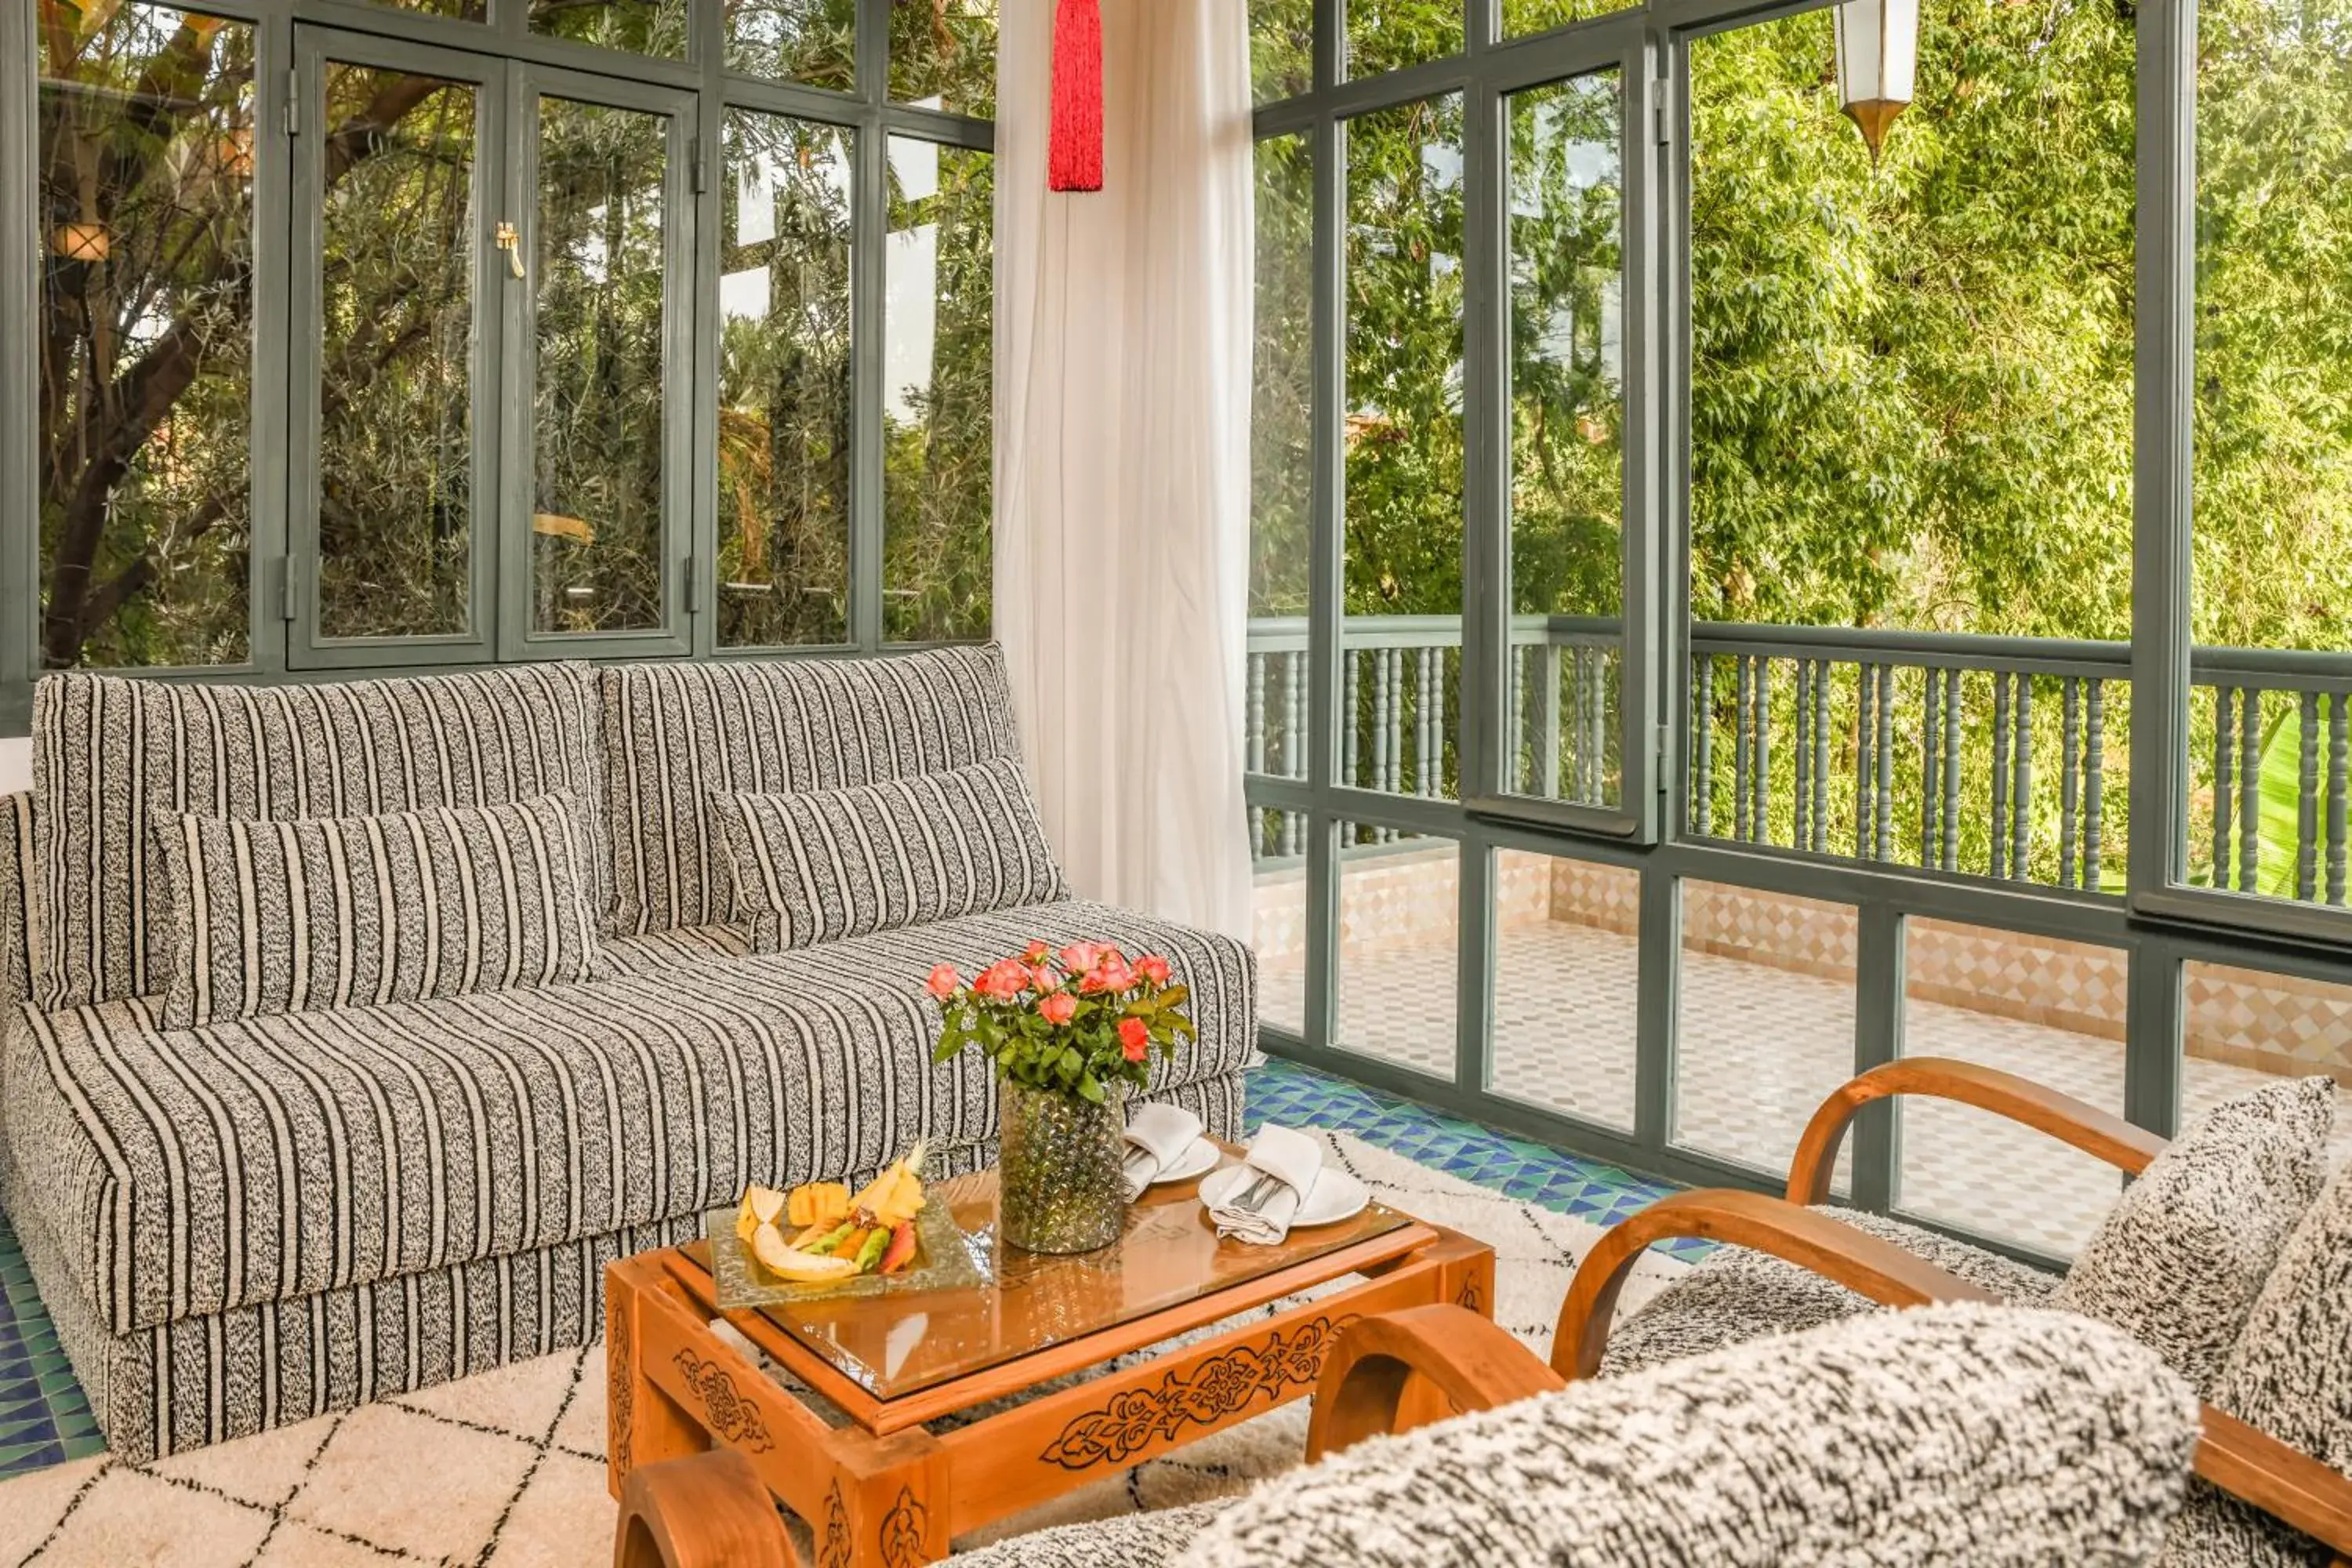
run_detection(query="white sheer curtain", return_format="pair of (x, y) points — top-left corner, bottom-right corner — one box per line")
(993, 0), (1256, 940)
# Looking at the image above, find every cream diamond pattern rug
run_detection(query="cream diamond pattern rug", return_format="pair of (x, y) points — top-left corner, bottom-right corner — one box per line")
(0, 1134), (1688, 1567)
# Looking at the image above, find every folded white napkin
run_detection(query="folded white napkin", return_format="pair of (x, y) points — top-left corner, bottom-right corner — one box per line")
(1210, 1125), (1323, 1246)
(1123, 1103), (1205, 1200)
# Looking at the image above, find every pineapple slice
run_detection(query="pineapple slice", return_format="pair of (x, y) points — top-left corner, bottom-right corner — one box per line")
(786, 1182), (851, 1229)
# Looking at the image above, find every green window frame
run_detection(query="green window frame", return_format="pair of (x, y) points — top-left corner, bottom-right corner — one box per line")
(0, 0), (996, 731)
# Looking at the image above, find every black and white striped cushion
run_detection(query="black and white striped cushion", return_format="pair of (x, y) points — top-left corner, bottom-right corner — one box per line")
(31, 663), (608, 1010)
(715, 757), (1068, 950)
(1, 790), (34, 1027)
(3, 898), (1254, 1340)
(154, 793), (603, 1027)
(599, 647), (1025, 935)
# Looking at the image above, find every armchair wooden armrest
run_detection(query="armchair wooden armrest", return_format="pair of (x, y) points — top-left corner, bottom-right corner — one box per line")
(1555, 1188), (2352, 1560)
(614, 1449), (797, 1568)
(1788, 1056), (2169, 1206)
(1304, 1303), (1566, 1461)
(1552, 1188), (2000, 1381)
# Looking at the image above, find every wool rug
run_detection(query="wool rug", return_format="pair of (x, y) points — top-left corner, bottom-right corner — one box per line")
(0, 1132), (1689, 1567)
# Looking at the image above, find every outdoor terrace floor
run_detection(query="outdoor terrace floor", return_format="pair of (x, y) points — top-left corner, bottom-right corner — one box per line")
(1261, 916), (2352, 1259)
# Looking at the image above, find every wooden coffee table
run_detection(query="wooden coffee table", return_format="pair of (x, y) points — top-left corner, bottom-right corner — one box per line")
(604, 1147), (1494, 1567)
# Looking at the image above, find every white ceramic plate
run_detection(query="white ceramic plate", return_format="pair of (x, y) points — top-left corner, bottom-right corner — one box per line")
(1197, 1163), (1370, 1227)
(1143, 1136), (1221, 1185)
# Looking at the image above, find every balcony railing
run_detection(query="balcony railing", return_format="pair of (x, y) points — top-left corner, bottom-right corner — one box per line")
(1246, 615), (2352, 906)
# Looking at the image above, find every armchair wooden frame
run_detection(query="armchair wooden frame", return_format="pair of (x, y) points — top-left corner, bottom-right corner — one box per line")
(613, 1058), (2352, 1566)
(1307, 1058), (2352, 1564)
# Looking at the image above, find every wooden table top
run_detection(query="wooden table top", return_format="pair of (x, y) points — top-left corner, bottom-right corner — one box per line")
(681, 1144), (1432, 1420)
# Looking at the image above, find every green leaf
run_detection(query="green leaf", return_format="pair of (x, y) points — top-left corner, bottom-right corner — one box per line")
(1076, 1073), (1106, 1104)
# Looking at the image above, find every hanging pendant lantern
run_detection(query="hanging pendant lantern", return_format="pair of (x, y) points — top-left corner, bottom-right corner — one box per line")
(1833, 0), (1918, 162)
(1048, 0), (1104, 192)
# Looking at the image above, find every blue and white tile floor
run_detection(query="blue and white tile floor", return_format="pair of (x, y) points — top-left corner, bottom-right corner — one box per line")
(0, 1056), (1691, 1485)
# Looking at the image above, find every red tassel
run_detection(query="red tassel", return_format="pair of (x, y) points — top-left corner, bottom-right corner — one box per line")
(1048, 0), (1103, 192)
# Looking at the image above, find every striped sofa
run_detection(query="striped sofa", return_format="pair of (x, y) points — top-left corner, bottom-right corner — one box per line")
(0, 648), (1254, 1462)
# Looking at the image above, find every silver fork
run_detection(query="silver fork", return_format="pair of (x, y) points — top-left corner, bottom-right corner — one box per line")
(1231, 1170), (1281, 1214)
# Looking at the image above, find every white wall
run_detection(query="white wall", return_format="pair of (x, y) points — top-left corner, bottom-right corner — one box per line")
(0, 737), (28, 795)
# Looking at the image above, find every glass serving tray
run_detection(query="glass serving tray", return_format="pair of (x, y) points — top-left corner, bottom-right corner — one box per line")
(705, 1197), (989, 1310)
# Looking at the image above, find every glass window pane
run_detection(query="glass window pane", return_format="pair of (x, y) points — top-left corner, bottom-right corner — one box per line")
(1686, 5), (2133, 884)
(354, 0), (482, 15)
(1344, 96), (1464, 800)
(530, 0), (688, 60)
(1253, 0), (1312, 103)
(1672, 880), (1854, 1192)
(1254, 839), (1308, 1038)
(725, 0), (855, 89)
(2182, 960), (2352, 1170)
(1492, 851), (1636, 1131)
(1348, 0), (1458, 82)
(532, 97), (671, 636)
(38, 4), (254, 669)
(315, 64), (477, 643)
(1334, 824), (1458, 1078)
(1897, 919), (2126, 1257)
(890, 0), (995, 118)
(1250, 132), (1313, 804)
(883, 138), (993, 641)
(720, 111), (854, 648)
(2192, 0), (2352, 907)
(1505, 71), (1623, 808)
(1504, 0), (1635, 38)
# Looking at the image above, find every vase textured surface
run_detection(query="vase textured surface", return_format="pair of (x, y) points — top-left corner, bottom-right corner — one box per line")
(999, 1077), (1129, 1254)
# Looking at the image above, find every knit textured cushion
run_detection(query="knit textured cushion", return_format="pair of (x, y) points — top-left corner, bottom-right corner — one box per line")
(1601, 1207), (2060, 1377)
(154, 793), (603, 1027)
(1171, 1304), (2197, 1568)
(31, 663), (606, 1009)
(714, 757), (1066, 951)
(2050, 1076), (2336, 1392)
(2164, 1153), (2352, 1567)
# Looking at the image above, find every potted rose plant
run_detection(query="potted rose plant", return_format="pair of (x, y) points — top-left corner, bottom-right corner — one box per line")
(928, 942), (1195, 1253)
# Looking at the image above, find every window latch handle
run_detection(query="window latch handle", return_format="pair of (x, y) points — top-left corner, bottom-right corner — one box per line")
(495, 221), (525, 280)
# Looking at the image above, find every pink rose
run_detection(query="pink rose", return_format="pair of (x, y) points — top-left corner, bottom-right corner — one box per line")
(925, 964), (961, 1000)
(1136, 955), (1171, 987)
(1080, 962), (1132, 995)
(1059, 942), (1100, 973)
(977, 960), (1027, 1000)
(1029, 964), (1058, 993)
(1119, 1017), (1149, 1062)
(1023, 940), (1051, 965)
(1038, 992), (1077, 1025)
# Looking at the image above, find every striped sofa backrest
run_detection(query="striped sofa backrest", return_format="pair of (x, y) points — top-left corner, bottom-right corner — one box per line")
(31, 663), (607, 1011)
(1, 791), (34, 1025)
(600, 644), (1025, 935)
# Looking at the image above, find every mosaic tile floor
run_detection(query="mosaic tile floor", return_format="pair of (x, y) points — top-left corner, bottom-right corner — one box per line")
(1264, 916), (2352, 1259)
(0, 1058), (1688, 1486)
(0, 1212), (102, 1479)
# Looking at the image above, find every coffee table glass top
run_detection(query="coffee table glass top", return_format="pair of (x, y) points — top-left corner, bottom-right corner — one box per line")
(745, 1158), (1414, 1402)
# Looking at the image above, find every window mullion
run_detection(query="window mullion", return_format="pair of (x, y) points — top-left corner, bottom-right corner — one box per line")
(848, 2), (890, 652)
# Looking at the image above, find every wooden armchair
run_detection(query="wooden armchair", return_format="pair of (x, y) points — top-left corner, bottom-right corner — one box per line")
(1307, 1056), (2352, 1564)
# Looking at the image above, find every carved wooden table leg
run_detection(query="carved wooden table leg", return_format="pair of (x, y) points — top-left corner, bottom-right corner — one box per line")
(812, 1427), (951, 1568)
(608, 1257), (717, 1497)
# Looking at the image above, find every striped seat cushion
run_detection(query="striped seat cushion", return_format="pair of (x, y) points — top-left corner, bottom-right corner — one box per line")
(2, 898), (1254, 1337)
(154, 793), (603, 1028)
(1, 791), (33, 1031)
(31, 664), (608, 1011)
(715, 757), (1067, 951)
(600, 647), (1025, 935)
(595, 921), (753, 977)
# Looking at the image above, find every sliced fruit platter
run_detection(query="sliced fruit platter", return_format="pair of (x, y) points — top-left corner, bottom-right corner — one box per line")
(706, 1141), (987, 1309)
